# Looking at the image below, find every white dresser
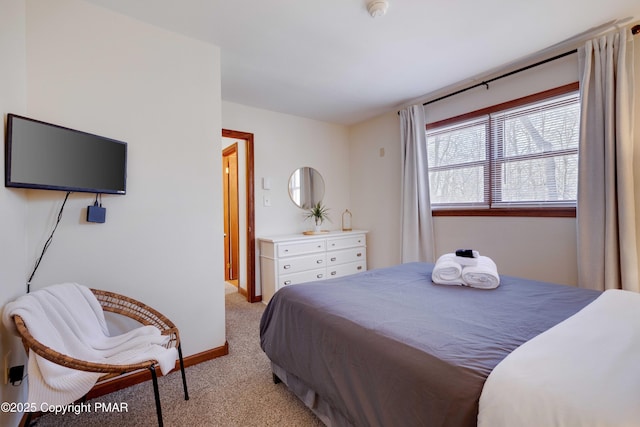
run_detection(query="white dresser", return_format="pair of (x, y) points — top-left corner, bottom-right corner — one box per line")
(259, 230), (368, 303)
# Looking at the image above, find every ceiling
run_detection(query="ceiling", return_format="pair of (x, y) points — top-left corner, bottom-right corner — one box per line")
(84, 0), (640, 125)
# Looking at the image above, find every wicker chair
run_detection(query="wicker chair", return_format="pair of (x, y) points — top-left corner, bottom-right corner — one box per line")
(12, 288), (189, 427)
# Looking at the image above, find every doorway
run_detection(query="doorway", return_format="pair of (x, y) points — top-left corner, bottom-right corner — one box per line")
(222, 144), (239, 285)
(222, 129), (258, 303)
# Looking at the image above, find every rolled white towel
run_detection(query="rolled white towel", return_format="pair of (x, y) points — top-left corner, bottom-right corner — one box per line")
(432, 253), (464, 285)
(461, 256), (500, 289)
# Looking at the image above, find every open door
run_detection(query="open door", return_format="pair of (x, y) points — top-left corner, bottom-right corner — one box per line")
(223, 144), (239, 283)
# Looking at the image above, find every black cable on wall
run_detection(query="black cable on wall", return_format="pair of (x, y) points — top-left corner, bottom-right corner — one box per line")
(27, 191), (71, 293)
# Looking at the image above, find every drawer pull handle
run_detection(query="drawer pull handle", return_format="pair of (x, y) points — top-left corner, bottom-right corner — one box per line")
(317, 274), (323, 279)
(357, 266), (363, 270)
(330, 257), (337, 261)
(284, 280), (291, 285)
(317, 260), (323, 264)
(283, 264), (291, 269)
(356, 253), (362, 257)
(331, 271), (337, 276)
(318, 245), (322, 248)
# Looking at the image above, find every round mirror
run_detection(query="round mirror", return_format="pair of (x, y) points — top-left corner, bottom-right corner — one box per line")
(288, 167), (325, 209)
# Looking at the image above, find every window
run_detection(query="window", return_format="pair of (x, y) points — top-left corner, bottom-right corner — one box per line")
(426, 84), (579, 216)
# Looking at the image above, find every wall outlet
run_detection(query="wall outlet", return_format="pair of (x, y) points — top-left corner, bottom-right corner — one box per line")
(8, 365), (24, 385)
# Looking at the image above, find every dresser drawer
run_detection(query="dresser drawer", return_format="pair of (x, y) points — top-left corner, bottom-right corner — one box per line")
(327, 247), (366, 266)
(279, 268), (326, 287)
(278, 240), (326, 257)
(278, 253), (326, 275)
(327, 261), (366, 279)
(326, 234), (366, 251)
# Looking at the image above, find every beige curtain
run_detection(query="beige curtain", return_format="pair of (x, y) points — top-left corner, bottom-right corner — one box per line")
(299, 167), (314, 209)
(577, 27), (638, 292)
(400, 105), (435, 263)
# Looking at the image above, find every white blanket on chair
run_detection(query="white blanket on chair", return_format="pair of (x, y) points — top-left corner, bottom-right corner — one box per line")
(2, 283), (178, 406)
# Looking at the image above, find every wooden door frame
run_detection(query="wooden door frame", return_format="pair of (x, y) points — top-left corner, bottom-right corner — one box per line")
(222, 129), (259, 303)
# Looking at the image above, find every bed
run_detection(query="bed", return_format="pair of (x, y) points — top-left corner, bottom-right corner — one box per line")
(259, 262), (639, 426)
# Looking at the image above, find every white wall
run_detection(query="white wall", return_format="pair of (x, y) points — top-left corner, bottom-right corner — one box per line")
(348, 113), (403, 269)
(0, 2), (29, 425)
(21, 0), (224, 358)
(222, 101), (350, 295)
(350, 54), (585, 285)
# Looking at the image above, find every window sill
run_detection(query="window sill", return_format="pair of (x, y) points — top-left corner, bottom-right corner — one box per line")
(432, 207), (576, 218)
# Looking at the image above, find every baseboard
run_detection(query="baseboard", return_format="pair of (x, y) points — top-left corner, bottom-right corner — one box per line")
(86, 342), (229, 399)
(19, 342), (229, 426)
(235, 286), (262, 303)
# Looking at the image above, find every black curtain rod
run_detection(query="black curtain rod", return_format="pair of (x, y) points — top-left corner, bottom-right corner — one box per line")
(397, 23), (640, 112)
(422, 49), (577, 107)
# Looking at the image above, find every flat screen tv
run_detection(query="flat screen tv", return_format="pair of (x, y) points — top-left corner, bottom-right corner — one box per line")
(5, 114), (127, 194)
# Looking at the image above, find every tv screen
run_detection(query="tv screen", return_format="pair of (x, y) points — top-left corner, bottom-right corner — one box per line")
(5, 114), (127, 194)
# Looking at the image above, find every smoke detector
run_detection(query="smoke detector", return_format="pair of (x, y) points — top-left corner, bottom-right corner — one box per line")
(367, 0), (389, 18)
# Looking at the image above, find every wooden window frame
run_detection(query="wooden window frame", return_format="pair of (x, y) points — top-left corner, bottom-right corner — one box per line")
(426, 82), (579, 218)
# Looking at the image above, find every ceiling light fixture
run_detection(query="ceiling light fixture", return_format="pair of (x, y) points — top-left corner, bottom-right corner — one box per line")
(367, 0), (388, 18)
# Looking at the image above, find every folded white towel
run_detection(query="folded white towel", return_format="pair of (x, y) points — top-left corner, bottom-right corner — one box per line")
(2, 283), (178, 406)
(432, 253), (464, 285)
(461, 256), (500, 289)
(432, 253), (500, 289)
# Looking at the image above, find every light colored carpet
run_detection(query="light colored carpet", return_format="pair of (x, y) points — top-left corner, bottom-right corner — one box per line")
(34, 285), (322, 426)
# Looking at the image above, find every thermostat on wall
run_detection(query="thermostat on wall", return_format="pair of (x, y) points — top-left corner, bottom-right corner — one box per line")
(262, 177), (271, 190)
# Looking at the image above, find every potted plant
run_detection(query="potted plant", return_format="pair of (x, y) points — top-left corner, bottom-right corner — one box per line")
(305, 202), (330, 231)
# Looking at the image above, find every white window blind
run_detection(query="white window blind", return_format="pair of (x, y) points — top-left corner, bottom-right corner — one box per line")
(427, 116), (489, 208)
(426, 91), (580, 210)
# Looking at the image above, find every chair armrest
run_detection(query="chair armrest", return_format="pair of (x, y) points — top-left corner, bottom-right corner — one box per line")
(91, 288), (181, 348)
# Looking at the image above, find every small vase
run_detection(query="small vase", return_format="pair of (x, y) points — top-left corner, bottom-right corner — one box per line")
(314, 218), (322, 232)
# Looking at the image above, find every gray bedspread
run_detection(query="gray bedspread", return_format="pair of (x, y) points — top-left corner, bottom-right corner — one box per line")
(259, 262), (600, 427)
